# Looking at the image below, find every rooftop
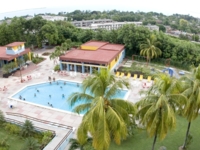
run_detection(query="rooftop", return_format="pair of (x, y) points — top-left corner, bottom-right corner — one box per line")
(81, 41), (108, 49)
(100, 43), (124, 51)
(5, 42), (25, 47)
(60, 49), (120, 64)
(0, 47), (30, 61)
(60, 41), (124, 64)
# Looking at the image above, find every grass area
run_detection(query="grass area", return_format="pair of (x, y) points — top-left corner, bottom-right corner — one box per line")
(0, 128), (25, 150)
(0, 124), (45, 150)
(110, 115), (200, 150)
(119, 60), (191, 79)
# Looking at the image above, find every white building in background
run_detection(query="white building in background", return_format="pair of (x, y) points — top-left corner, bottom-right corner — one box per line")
(25, 15), (67, 21)
(40, 15), (67, 21)
(77, 21), (159, 31)
(89, 22), (142, 30)
(145, 24), (159, 31)
(71, 19), (114, 27)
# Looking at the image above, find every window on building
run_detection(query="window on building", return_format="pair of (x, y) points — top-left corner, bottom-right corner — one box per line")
(7, 47), (12, 50)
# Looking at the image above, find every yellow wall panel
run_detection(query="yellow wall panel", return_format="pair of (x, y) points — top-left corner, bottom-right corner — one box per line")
(12, 46), (17, 50)
(28, 52), (31, 60)
(81, 46), (98, 50)
(109, 58), (116, 70)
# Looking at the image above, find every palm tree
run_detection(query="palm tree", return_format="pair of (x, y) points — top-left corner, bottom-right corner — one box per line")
(68, 69), (136, 150)
(68, 137), (94, 150)
(21, 137), (41, 150)
(140, 34), (162, 66)
(20, 120), (35, 137)
(50, 46), (62, 64)
(181, 65), (200, 149)
(61, 42), (68, 54)
(136, 73), (186, 150)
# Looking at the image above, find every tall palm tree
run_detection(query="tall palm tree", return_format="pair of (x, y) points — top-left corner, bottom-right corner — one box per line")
(140, 34), (162, 66)
(136, 73), (186, 150)
(50, 46), (62, 64)
(20, 120), (35, 137)
(68, 69), (136, 150)
(181, 65), (200, 149)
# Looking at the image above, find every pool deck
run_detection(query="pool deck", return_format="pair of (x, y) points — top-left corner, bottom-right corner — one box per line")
(0, 49), (152, 149)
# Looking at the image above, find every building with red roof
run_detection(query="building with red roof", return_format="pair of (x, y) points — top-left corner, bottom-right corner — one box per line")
(59, 41), (125, 73)
(0, 42), (31, 75)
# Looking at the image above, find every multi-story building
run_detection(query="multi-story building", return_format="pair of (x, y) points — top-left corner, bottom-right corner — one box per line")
(89, 22), (143, 30)
(74, 20), (159, 31)
(71, 19), (114, 27)
(0, 42), (31, 69)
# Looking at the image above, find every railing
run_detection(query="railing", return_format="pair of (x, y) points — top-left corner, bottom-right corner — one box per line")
(6, 112), (73, 130)
(5, 117), (56, 135)
(6, 112), (74, 150)
(53, 129), (73, 150)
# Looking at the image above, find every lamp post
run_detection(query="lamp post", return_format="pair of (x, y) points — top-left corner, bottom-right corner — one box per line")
(17, 53), (23, 83)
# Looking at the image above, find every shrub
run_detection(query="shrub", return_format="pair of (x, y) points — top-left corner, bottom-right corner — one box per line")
(4, 123), (20, 134)
(42, 131), (53, 146)
(0, 111), (5, 125)
(54, 65), (60, 71)
(42, 52), (51, 56)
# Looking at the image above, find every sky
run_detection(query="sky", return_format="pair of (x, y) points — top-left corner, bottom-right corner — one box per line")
(0, 0), (200, 19)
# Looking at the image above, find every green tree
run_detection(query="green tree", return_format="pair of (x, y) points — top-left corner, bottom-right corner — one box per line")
(192, 34), (199, 41)
(181, 65), (200, 149)
(23, 54), (30, 64)
(158, 24), (166, 32)
(179, 19), (188, 31)
(21, 137), (40, 150)
(136, 73), (186, 150)
(41, 22), (59, 45)
(68, 69), (136, 150)
(20, 120), (35, 137)
(50, 46), (63, 64)
(140, 34), (162, 66)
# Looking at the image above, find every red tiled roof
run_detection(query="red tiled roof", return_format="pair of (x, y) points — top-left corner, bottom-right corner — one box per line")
(60, 41), (125, 64)
(81, 41), (108, 48)
(0, 47), (30, 61)
(100, 44), (124, 51)
(5, 42), (25, 47)
(60, 49), (120, 64)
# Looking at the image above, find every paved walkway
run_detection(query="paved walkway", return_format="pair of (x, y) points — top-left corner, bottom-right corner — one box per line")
(0, 48), (151, 149)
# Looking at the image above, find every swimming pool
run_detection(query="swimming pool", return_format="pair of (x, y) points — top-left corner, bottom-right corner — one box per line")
(11, 80), (128, 114)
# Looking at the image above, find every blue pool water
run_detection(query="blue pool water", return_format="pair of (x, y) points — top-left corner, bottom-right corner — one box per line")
(12, 80), (128, 114)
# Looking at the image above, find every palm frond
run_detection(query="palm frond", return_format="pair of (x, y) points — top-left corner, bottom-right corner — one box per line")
(67, 92), (94, 107)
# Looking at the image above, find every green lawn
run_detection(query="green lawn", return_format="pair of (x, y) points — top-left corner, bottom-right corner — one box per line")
(110, 115), (200, 150)
(0, 126), (44, 150)
(0, 128), (25, 150)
